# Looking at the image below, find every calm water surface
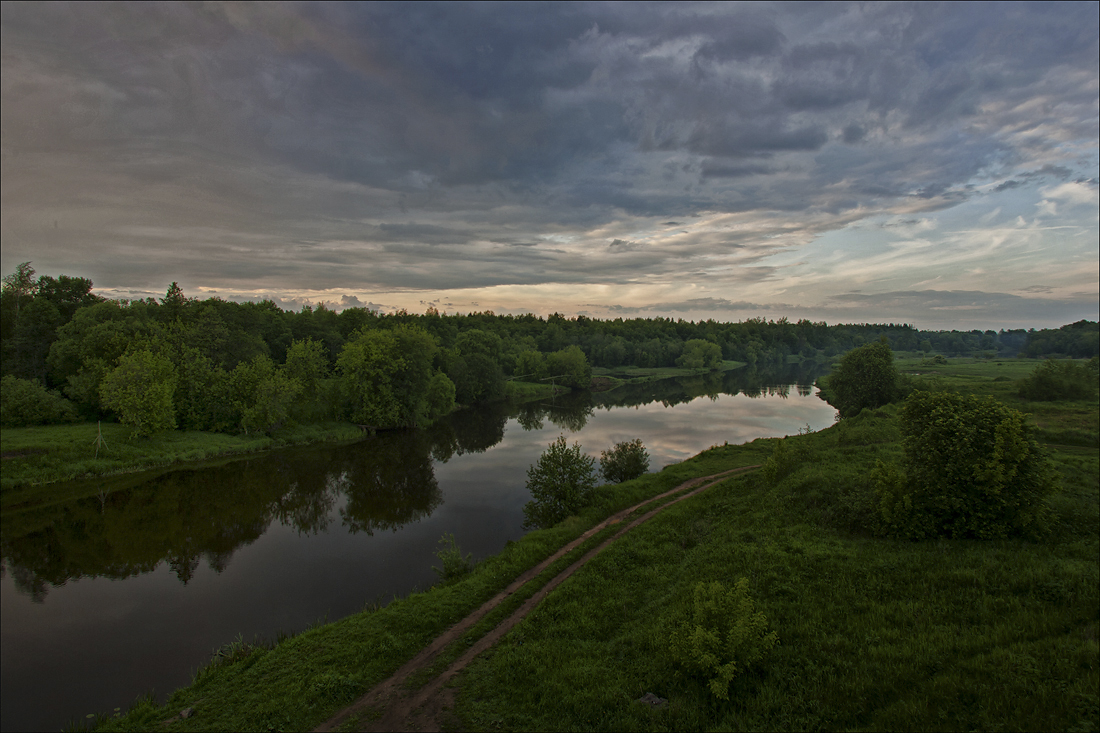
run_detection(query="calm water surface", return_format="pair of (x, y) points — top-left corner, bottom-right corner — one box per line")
(1, 367), (833, 732)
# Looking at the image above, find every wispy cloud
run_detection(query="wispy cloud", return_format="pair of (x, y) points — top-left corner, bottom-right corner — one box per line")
(1, 2), (1096, 328)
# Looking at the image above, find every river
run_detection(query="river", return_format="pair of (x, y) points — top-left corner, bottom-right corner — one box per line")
(0, 365), (834, 732)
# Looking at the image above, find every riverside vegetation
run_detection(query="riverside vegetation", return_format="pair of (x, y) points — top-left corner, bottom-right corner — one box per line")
(82, 347), (1098, 732)
(3, 263), (1098, 730)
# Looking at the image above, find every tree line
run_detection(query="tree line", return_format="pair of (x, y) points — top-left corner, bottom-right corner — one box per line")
(2, 261), (1097, 432)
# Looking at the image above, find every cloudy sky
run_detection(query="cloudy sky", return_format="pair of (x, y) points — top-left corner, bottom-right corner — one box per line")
(2, 2), (1097, 329)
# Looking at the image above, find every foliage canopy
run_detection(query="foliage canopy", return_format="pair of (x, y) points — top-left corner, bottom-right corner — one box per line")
(826, 340), (902, 418)
(874, 390), (1059, 539)
(599, 438), (649, 483)
(522, 435), (597, 529)
(99, 349), (178, 436)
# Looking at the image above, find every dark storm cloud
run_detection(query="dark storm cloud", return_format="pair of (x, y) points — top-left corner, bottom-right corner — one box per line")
(1, 1), (1097, 308)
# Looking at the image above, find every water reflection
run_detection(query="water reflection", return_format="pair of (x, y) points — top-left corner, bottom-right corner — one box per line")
(1, 363), (824, 603)
(1, 363), (833, 733)
(2, 432), (446, 598)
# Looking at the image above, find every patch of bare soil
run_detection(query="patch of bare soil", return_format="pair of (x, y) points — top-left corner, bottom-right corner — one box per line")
(316, 466), (756, 733)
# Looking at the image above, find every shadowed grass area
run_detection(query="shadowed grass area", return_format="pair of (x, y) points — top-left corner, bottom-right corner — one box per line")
(0, 421), (363, 493)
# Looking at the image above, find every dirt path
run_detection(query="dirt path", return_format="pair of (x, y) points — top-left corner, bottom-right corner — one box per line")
(315, 465), (757, 733)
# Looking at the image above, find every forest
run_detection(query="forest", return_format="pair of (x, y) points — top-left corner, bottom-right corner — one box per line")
(2, 261), (1098, 436)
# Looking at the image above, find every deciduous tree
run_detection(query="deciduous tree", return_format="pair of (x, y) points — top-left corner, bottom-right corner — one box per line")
(100, 349), (178, 436)
(522, 435), (597, 529)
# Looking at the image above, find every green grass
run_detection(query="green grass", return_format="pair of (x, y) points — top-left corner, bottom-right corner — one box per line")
(591, 361), (746, 385)
(504, 380), (566, 403)
(0, 421), (363, 494)
(88, 358), (1100, 731)
(458, 411), (1099, 731)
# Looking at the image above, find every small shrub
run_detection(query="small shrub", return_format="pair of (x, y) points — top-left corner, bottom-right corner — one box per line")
(599, 438), (649, 483)
(431, 532), (473, 583)
(522, 435), (597, 529)
(1017, 358), (1099, 401)
(668, 579), (779, 700)
(760, 437), (809, 485)
(0, 375), (78, 427)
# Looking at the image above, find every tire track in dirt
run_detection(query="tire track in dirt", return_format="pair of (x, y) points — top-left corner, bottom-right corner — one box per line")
(316, 465), (757, 733)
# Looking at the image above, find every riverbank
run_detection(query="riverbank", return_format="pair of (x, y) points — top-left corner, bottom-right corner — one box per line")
(90, 360), (1097, 732)
(0, 380), (573, 494)
(0, 369), (747, 493)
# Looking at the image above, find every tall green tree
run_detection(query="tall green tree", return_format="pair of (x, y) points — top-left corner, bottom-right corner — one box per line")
(545, 345), (591, 390)
(8, 297), (61, 382)
(825, 340), (901, 418)
(100, 349), (178, 436)
(227, 355), (302, 434)
(676, 338), (723, 369)
(337, 329), (405, 427)
(284, 338), (330, 421)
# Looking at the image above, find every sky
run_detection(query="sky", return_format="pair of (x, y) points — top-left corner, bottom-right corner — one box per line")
(2, 2), (1097, 330)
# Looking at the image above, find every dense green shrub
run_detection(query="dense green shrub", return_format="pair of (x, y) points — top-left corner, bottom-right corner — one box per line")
(873, 391), (1059, 539)
(99, 349), (178, 436)
(522, 435), (597, 529)
(1017, 358), (1099, 401)
(825, 341), (903, 418)
(599, 438), (649, 483)
(668, 579), (779, 700)
(0, 375), (78, 427)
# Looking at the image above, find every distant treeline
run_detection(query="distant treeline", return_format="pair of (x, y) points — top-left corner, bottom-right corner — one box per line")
(1, 262), (1097, 432)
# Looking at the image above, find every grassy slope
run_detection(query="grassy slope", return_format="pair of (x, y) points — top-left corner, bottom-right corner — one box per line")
(456, 358), (1099, 731)
(92, 358), (1099, 731)
(0, 422), (364, 494)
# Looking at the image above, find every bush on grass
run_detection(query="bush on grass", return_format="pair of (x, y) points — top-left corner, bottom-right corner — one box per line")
(668, 579), (779, 700)
(0, 375), (78, 427)
(432, 533), (474, 583)
(1017, 358), (1099, 401)
(599, 438), (649, 483)
(522, 435), (597, 529)
(872, 391), (1059, 540)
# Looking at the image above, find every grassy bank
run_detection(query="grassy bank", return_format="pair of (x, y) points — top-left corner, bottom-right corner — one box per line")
(85, 357), (1100, 731)
(592, 360), (746, 386)
(3, 380), (581, 492)
(0, 421), (364, 493)
(503, 380), (567, 403)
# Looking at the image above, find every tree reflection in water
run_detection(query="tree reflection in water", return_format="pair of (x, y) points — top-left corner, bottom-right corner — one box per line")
(1, 362), (825, 600)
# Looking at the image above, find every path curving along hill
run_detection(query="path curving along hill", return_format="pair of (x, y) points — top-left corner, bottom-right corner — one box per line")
(316, 465), (758, 733)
